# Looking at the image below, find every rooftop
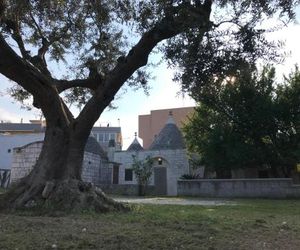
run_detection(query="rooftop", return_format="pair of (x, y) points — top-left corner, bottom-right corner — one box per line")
(127, 133), (144, 151)
(149, 112), (185, 150)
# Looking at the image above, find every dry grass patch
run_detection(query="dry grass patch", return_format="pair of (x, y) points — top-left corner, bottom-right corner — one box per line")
(0, 199), (299, 249)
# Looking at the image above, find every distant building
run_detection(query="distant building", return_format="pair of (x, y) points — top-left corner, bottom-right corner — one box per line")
(138, 107), (194, 149)
(0, 120), (122, 171)
(0, 120), (122, 150)
(0, 121), (45, 134)
(91, 126), (122, 151)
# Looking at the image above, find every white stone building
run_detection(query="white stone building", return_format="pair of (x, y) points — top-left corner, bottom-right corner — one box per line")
(112, 113), (190, 196)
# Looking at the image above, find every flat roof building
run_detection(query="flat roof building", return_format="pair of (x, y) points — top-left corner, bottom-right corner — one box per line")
(0, 121), (123, 152)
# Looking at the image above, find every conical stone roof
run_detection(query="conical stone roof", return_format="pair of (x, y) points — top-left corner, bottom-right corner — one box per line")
(127, 133), (144, 151)
(85, 136), (108, 159)
(149, 111), (185, 150)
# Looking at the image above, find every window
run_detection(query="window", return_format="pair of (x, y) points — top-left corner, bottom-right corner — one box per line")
(98, 133), (104, 142)
(125, 169), (133, 181)
(104, 133), (109, 142)
(110, 133), (116, 141)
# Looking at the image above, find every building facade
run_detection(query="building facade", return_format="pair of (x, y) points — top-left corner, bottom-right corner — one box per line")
(113, 113), (190, 196)
(91, 126), (122, 151)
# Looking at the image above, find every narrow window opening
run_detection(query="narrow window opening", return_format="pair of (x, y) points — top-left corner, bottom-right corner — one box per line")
(125, 169), (133, 181)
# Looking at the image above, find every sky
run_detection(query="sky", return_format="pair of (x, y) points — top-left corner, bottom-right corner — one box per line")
(0, 8), (300, 149)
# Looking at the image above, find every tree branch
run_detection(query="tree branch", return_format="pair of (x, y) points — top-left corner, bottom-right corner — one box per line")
(30, 19), (73, 77)
(0, 34), (75, 128)
(54, 77), (102, 93)
(1, 16), (31, 60)
(1, 14), (52, 76)
(27, 11), (56, 76)
(0, 0), (4, 19)
(0, 34), (49, 95)
(74, 1), (213, 137)
(29, 11), (44, 40)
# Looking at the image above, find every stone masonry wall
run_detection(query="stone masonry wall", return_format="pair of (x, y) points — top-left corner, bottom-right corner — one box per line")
(177, 178), (300, 198)
(99, 162), (112, 185)
(81, 152), (102, 185)
(10, 141), (43, 183)
(11, 141), (108, 185)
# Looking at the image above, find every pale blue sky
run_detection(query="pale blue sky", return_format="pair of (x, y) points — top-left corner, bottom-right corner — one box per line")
(0, 9), (299, 149)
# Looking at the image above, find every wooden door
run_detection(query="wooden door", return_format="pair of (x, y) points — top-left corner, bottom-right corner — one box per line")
(154, 167), (167, 195)
(113, 165), (119, 184)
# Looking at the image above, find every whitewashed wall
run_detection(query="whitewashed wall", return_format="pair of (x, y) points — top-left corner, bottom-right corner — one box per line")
(113, 149), (189, 196)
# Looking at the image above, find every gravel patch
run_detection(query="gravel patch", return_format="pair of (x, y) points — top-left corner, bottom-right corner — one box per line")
(114, 197), (235, 206)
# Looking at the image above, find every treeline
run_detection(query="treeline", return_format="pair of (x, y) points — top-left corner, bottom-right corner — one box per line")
(184, 66), (300, 178)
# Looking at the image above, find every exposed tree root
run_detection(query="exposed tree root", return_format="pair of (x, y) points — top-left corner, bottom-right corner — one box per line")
(0, 179), (129, 214)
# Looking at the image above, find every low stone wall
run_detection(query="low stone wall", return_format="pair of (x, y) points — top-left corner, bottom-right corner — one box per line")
(177, 178), (300, 198)
(11, 141), (43, 183)
(98, 184), (155, 196)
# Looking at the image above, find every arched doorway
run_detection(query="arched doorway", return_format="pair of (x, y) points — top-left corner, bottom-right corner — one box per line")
(152, 157), (168, 195)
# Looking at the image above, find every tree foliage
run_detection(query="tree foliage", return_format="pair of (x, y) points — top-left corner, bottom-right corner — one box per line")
(183, 66), (300, 177)
(164, 1), (298, 96)
(0, 0), (298, 108)
(131, 155), (154, 187)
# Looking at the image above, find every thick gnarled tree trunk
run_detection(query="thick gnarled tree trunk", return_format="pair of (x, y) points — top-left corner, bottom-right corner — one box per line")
(1, 112), (126, 212)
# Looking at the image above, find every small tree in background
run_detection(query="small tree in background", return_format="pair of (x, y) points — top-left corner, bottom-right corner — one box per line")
(132, 156), (154, 196)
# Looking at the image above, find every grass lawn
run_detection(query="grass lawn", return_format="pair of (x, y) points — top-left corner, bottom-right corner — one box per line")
(0, 198), (300, 249)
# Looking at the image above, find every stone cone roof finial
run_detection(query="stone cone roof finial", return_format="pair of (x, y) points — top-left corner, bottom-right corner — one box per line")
(166, 110), (176, 125)
(149, 110), (185, 150)
(127, 132), (144, 151)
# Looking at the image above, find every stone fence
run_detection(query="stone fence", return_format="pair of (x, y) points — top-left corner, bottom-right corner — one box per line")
(177, 178), (300, 198)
